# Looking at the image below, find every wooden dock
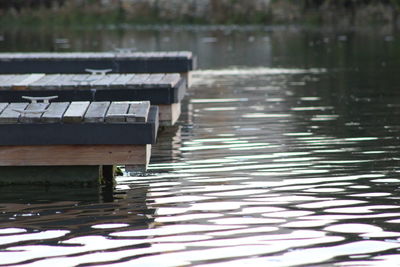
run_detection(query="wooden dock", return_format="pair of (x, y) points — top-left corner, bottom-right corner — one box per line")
(0, 100), (158, 184)
(0, 51), (196, 85)
(0, 73), (185, 125)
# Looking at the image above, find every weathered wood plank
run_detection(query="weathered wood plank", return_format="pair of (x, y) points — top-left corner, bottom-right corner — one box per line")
(0, 75), (29, 88)
(29, 74), (61, 90)
(0, 75), (16, 85)
(0, 144), (151, 166)
(166, 51), (181, 59)
(18, 102), (49, 123)
(62, 101), (90, 123)
(127, 101), (150, 122)
(0, 103), (29, 123)
(41, 102), (69, 123)
(105, 102), (130, 123)
(108, 74), (135, 88)
(160, 73), (181, 87)
(67, 74), (92, 88)
(0, 103), (8, 114)
(42, 74), (77, 89)
(84, 101), (110, 123)
(142, 74), (165, 88)
(90, 74), (120, 87)
(178, 51), (193, 59)
(12, 74), (46, 90)
(126, 74), (150, 87)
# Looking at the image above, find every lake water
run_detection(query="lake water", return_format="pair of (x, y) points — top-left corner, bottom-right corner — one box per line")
(1, 25), (400, 266)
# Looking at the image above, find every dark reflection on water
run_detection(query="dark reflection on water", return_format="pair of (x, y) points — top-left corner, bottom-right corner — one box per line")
(1, 26), (400, 266)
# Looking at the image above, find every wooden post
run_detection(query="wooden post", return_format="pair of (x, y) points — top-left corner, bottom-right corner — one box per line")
(158, 103), (181, 126)
(180, 72), (191, 87)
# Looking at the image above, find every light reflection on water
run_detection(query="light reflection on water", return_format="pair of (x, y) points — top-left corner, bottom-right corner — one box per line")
(0, 68), (398, 266)
(2, 28), (400, 266)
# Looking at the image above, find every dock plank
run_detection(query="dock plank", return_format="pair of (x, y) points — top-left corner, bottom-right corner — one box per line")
(160, 73), (181, 87)
(84, 101), (110, 123)
(67, 74), (92, 88)
(12, 74), (46, 90)
(142, 74), (165, 88)
(19, 102), (49, 123)
(62, 101), (90, 123)
(0, 103), (8, 114)
(1, 75), (29, 88)
(29, 74), (61, 90)
(105, 102), (130, 123)
(125, 74), (150, 88)
(90, 74), (120, 87)
(127, 101), (150, 122)
(0, 75), (16, 85)
(41, 102), (69, 123)
(0, 103), (29, 123)
(42, 74), (78, 89)
(108, 74), (135, 88)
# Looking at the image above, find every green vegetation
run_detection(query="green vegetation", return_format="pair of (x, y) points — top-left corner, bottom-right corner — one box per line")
(0, 0), (399, 27)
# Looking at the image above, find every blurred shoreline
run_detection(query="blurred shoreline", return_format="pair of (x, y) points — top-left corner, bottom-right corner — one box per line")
(0, 0), (399, 28)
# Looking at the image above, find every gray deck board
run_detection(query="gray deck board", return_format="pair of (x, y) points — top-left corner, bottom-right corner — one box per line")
(63, 101), (90, 123)
(105, 102), (130, 123)
(90, 74), (121, 87)
(126, 74), (150, 88)
(0, 103), (29, 123)
(142, 74), (165, 88)
(41, 102), (69, 123)
(12, 74), (46, 89)
(29, 74), (61, 90)
(160, 73), (181, 87)
(2, 75), (29, 88)
(108, 74), (136, 88)
(0, 103), (9, 114)
(0, 73), (178, 90)
(19, 102), (49, 123)
(0, 75), (16, 85)
(84, 101), (110, 123)
(127, 101), (150, 122)
(0, 51), (192, 60)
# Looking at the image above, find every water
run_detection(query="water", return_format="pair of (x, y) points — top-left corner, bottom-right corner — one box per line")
(1, 25), (400, 266)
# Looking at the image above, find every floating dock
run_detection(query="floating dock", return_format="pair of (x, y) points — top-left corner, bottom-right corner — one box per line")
(0, 73), (185, 125)
(0, 99), (158, 184)
(0, 51), (195, 85)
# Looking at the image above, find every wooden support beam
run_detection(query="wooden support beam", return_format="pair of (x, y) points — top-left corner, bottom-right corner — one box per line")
(158, 103), (181, 126)
(180, 72), (191, 87)
(0, 144), (151, 167)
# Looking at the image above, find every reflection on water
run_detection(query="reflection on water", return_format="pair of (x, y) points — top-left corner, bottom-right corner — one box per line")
(1, 26), (400, 266)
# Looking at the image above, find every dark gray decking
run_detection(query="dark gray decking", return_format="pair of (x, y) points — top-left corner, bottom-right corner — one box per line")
(0, 51), (196, 74)
(0, 101), (159, 145)
(0, 73), (186, 105)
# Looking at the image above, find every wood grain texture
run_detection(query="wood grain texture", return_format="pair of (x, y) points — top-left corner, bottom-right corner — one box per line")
(41, 102), (69, 123)
(63, 101), (90, 123)
(0, 103), (29, 123)
(18, 102), (48, 123)
(84, 101), (110, 122)
(0, 144), (151, 166)
(127, 101), (150, 122)
(105, 102), (129, 123)
(12, 74), (46, 90)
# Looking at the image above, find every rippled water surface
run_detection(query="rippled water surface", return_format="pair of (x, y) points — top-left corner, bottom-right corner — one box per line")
(1, 26), (400, 266)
